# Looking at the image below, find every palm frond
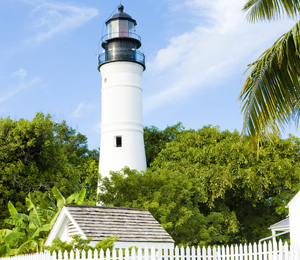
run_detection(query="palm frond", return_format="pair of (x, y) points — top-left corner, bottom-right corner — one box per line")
(65, 192), (79, 205)
(243, 0), (300, 22)
(26, 197), (41, 226)
(240, 20), (300, 136)
(52, 186), (65, 210)
(4, 219), (26, 229)
(7, 202), (18, 219)
(76, 188), (86, 205)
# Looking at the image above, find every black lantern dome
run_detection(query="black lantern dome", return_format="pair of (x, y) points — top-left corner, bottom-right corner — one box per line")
(108, 5), (136, 25)
(98, 5), (145, 70)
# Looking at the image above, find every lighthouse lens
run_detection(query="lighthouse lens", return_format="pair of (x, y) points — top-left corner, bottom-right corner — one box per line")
(128, 21), (135, 37)
(119, 20), (129, 37)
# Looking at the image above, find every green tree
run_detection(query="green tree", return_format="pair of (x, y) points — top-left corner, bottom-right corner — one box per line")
(144, 123), (185, 167)
(100, 126), (300, 245)
(0, 113), (99, 226)
(239, 0), (300, 137)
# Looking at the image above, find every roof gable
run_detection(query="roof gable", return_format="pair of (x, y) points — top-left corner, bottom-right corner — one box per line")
(45, 207), (85, 246)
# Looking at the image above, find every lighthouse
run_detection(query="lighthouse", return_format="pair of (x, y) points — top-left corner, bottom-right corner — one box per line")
(98, 5), (147, 179)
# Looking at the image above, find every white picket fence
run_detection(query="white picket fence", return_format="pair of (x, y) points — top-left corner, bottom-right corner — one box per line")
(2, 240), (299, 260)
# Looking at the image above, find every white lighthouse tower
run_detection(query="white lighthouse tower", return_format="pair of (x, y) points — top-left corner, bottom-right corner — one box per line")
(98, 5), (147, 179)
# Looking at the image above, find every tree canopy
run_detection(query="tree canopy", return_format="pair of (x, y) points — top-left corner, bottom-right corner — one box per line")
(1, 115), (299, 248)
(240, 0), (300, 137)
(144, 123), (184, 167)
(100, 126), (300, 245)
(0, 113), (99, 226)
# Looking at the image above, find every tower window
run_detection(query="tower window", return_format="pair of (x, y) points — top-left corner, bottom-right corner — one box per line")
(115, 136), (122, 147)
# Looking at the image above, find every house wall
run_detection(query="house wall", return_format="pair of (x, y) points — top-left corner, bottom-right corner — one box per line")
(289, 192), (300, 248)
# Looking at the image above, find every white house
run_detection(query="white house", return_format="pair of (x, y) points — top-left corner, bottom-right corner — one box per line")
(265, 190), (300, 247)
(288, 191), (300, 248)
(268, 217), (289, 244)
(45, 205), (174, 250)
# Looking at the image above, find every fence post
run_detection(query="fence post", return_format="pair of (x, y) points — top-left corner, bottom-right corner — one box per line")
(226, 245), (230, 260)
(253, 243), (257, 260)
(151, 247), (156, 260)
(229, 245), (234, 260)
(263, 242), (268, 260)
(87, 249), (92, 260)
(191, 246), (196, 260)
(273, 239), (278, 260)
(207, 246), (212, 260)
(196, 247), (201, 260)
(137, 247), (142, 260)
(174, 247), (179, 260)
(244, 243), (248, 260)
(64, 251), (68, 260)
(180, 246), (185, 260)
(283, 241), (289, 260)
(268, 241), (273, 260)
(186, 246), (191, 260)
(203, 246), (207, 260)
(234, 244), (238, 260)
(239, 244), (244, 260)
(132, 248), (137, 260)
(107, 249), (111, 260)
(94, 249), (99, 260)
(212, 246), (217, 260)
(58, 250), (63, 260)
(249, 243), (253, 260)
(221, 245), (226, 260)
(145, 247), (149, 260)
(157, 246), (162, 260)
(69, 250), (74, 260)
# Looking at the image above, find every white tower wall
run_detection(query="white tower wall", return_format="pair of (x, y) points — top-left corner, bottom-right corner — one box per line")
(99, 61), (146, 178)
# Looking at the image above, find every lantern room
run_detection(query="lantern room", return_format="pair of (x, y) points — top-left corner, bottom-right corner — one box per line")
(98, 5), (145, 70)
(106, 5), (136, 41)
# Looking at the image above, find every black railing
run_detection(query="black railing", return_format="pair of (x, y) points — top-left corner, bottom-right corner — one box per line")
(98, 50), (145, 69)
(101, 32), (141, 43)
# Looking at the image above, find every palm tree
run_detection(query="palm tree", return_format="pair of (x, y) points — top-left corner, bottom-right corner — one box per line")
(239, 0), (300, 137)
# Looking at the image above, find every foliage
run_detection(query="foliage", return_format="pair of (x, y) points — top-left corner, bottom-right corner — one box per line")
(144, 123), (184, 167)
(240, 0), (300, 137)
(100, 126), (300, 246)
(0, 113), (99, 226)
(0, 187), (93, 257)
(45, 235), (119, 255)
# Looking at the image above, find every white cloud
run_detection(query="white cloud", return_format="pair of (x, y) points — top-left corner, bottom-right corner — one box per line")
(144, 0), (296, 112)
(71, 102), (85, 118)
(28, 1), (98, 42)
(12, 68), (27, 79)
(71, 102), (96, 118)
(93, 121), (101, 134)
(0, 77), (41, 103)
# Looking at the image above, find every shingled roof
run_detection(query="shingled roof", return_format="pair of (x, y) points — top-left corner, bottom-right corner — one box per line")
(64, 205), (174, 243)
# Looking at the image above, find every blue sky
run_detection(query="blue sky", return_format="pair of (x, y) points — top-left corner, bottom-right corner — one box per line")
(0, 0), (298, 150)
